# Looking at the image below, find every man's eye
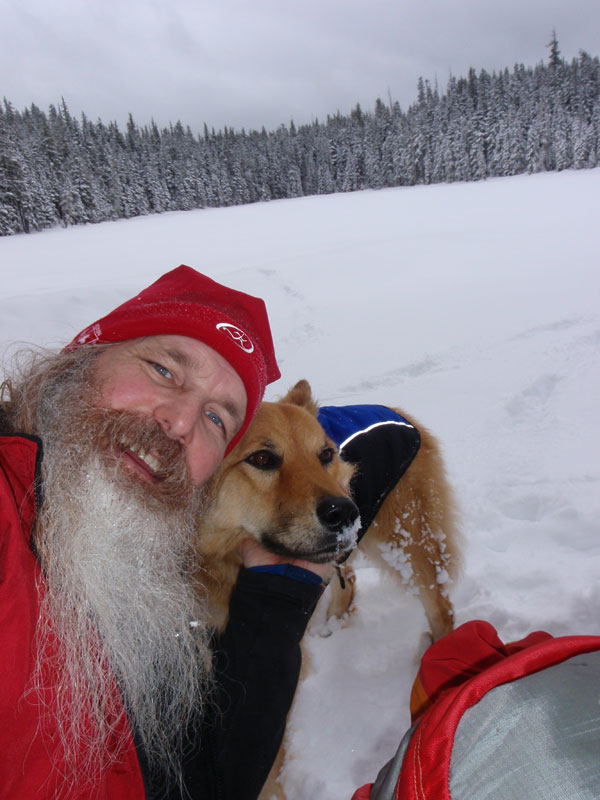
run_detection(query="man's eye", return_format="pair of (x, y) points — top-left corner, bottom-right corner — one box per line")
(205, 410), (225, 430)
(150, 361), (172, 379)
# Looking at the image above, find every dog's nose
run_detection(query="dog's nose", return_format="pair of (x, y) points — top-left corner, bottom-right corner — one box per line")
(316, 496), (359, 532)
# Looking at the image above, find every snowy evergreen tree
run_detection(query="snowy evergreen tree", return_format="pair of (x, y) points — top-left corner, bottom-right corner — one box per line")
(548, 31), (562, 69)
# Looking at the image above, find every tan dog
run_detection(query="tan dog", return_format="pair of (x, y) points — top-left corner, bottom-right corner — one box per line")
(196, 379), (459, 640)
(196, 380), (459, 800)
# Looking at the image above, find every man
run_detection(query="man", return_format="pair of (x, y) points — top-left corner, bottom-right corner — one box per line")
(0, 265), (332, 799)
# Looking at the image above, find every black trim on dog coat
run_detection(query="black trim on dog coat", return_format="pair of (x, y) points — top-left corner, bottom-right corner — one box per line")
(317, 405), (421, 560)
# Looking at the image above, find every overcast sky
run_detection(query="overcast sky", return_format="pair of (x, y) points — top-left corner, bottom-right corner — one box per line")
(2, 0), (599, 135)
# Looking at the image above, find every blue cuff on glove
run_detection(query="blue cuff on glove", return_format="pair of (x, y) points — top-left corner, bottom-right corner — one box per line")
(248, 563), (323, 586)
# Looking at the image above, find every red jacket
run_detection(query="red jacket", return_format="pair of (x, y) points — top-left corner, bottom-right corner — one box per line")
(0, 433), (145, 799)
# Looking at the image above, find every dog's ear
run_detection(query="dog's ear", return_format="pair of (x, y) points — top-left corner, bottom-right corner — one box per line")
(280, 379), (319, 416)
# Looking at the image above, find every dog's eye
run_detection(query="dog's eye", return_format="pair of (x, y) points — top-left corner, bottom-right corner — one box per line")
(245, 450), (281, 470)
(319, 447), (335, 465)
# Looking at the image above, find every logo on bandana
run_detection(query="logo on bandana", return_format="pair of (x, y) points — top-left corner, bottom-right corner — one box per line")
(216, 322), (254, 354)
(77, 323), (102, 345)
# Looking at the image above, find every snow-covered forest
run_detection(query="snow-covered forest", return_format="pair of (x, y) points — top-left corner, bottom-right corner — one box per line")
(1, 41), (599, 237)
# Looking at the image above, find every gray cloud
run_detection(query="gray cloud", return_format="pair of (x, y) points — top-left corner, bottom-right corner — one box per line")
(2, 0), (599, 134)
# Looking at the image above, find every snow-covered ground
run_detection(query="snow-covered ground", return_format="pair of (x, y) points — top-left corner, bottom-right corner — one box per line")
(1, 168), (599, 798)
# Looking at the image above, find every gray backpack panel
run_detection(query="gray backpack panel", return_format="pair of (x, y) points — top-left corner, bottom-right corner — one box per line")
(449, 651), (600, 799)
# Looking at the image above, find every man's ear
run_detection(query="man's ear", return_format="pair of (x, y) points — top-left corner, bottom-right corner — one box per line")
(279, 379), (319, 417)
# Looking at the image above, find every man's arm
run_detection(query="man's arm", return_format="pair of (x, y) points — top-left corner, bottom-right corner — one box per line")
(172, 567), (323, 800)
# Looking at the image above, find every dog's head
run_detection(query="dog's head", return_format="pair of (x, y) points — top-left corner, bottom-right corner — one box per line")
(196, 380), (360, 564)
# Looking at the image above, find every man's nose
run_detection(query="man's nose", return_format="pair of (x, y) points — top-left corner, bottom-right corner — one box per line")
(154, 392), (201, 443)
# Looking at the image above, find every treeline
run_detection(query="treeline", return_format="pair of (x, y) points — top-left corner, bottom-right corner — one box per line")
(1, 44), (599, 236)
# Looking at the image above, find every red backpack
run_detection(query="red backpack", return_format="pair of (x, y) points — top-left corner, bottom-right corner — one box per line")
(352, 620), (600, 799)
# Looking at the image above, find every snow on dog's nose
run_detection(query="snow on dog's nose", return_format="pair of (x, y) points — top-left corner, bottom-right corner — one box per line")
(316, 496), (359, 533)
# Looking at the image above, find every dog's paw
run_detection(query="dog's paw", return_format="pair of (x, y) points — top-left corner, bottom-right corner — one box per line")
(313, 612), (351, 638)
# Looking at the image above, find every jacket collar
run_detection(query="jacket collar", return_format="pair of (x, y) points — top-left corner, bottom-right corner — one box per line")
(0, 431), (44, 547)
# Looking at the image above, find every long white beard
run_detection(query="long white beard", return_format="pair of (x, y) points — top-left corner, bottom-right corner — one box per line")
(31, 396), (212, 790)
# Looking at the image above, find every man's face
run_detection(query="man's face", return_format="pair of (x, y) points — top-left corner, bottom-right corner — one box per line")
(92, 334), (247, 487)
